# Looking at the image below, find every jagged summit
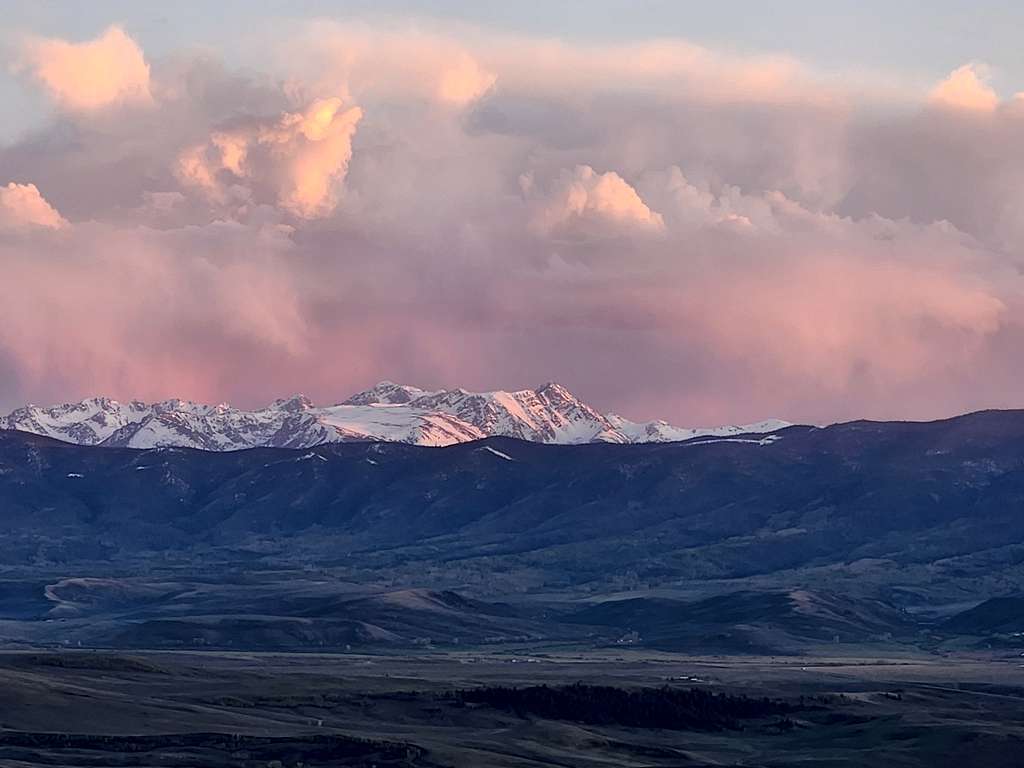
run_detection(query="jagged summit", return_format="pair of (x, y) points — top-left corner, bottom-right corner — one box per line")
(273, 394), (314, 412)
(536, 381), (574, 398)
(343, 381), (430, 406)
(0, 382), (791, 450)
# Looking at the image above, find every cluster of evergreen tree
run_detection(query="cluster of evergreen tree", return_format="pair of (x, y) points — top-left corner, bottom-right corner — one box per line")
(455, 683), (791, 731)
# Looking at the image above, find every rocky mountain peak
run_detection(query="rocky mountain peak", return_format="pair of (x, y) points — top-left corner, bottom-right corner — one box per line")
(273, 394), (314, 412)
(1, 382), (791, 450)
(343, 381), (428, 406)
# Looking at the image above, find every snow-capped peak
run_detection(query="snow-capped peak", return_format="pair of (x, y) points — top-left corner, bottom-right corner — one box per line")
(1, 382), (791, 451)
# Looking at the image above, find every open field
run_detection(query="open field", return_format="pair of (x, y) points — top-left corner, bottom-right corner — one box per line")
(2, 647), (1023, 766)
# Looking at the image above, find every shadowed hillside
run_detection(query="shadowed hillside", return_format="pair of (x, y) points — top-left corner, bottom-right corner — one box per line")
(3, 412), (1024, 602)
(569, 590), (912, 652)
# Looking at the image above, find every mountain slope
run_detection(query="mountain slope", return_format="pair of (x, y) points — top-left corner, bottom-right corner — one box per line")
(0, 382), (789, 450)
(3, 410), (1024, 606)
(941, 597), (1024, 635)
(569, 590), (912, 652)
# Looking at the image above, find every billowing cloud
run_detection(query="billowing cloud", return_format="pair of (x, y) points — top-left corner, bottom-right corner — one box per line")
(0, 183), (66, 231)
(637, 167), (777, 232)
(435, 50), (497, 106)
(3, 23), (1024, 427)
(19, 25), (152, 111)
(929, 63), (999, 112)
(526, 165), (665, 237)
(279, 22), (496, 108)
(177, 97), (362, 218)
(929, 61), (999, 111)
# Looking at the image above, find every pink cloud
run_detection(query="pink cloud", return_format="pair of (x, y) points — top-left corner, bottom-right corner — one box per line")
(929, 63), (999, 112)
(279, 22), (497, 108)
(526, 165), (665, 238)
(177, 97), (362, 218)
(0, 219), (308, 404)
(0, 182), (66, 231)
(19, 25), (152, 112)
(284, 24), (830, 108)
(3, 23), (1024, 427)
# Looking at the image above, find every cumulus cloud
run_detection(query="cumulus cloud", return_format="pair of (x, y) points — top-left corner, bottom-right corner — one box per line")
(526, 165), (665, 237)
(3, 23), (1024, 426)
(177, 97), (362, 218)
(0, 183), (67, 231)
(19, 25), (152, 111)
(929, 63), (1000, 112)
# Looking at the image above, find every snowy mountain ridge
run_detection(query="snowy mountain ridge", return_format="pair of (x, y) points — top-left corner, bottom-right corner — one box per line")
(0, 382), (791, 450)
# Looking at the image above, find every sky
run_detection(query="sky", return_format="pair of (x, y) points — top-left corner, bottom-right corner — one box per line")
(1, 2), (1024, 425)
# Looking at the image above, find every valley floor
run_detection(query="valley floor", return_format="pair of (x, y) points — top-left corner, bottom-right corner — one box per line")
(2, 647), (1024, 767)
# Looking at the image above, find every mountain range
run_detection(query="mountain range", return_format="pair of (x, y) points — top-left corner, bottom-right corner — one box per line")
(0, 381), (790, 450)
(2, 409), (1024, 652)
(2, 409), (1023, 601)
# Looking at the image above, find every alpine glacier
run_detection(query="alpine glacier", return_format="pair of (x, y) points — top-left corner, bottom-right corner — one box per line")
(0, 382), (790, 450)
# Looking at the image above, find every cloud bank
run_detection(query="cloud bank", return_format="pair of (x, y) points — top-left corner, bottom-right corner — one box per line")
(2, 22), (1024, 425)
